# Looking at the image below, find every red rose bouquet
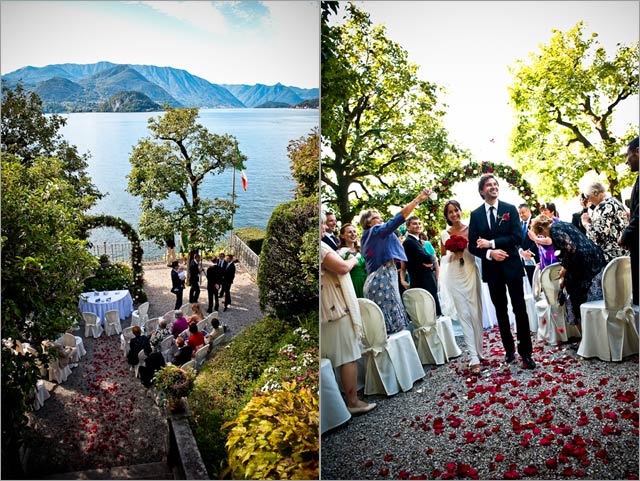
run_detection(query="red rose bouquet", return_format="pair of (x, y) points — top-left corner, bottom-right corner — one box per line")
(444, 234), (468, 253)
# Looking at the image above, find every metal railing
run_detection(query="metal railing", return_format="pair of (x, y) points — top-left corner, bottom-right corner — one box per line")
(228, 233), (260, 280)
(87, 240), (165, 263)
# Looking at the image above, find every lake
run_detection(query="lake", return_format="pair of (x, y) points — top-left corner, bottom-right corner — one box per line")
(59, 108), (319, 251)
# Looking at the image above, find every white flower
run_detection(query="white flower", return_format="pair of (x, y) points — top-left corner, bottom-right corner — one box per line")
(265, 366), (279, 374)
(291, 366), (302, 373)
(301, 352), (315, 367)
(279, 344), (296, 354)
(260, 379), (282, 392)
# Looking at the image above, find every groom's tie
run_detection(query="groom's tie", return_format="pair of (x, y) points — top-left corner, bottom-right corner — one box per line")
(489, 206), (497, 231)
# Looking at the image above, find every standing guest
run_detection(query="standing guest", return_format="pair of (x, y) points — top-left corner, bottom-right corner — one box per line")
(619, 137), (639, 304)
(206, 257), (223, 313)
(468, 174), (535, 369)
(170, 260), (185, 310)
(322, 211), (341, 250)
(150, 319), (172, 353)
(187, 323), (205, 352)
(360, 187), (433, 333)
(439, 200), (485, 375)
(403, 216), (442, 316)
(528, 203), (559, 270)
(171, 310), (189, 338)
(179, 231), (189, 260)
(165, 236), (177, 267)
(571, 194), (591, 235)
(581, 181), (630, 263)
(217, 252), (227, 269)
(418, 232), (440, 281)
(320, 215), (375, 415)
(172, 337), (193, 366)
(188, 252), (202, 303)
(531, 215), (606, 328)
(517, 203), (539, 286)
(221, 254), (237, 312)
(127, 326), (151, 366)
(139, 351), (166, 388)
(541, 202), (560, 219)
(189, 303), (205, 324)
(338, 223), (367, 298)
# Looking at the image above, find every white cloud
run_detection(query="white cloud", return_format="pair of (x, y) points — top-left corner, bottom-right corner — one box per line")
(136, 1), (228, 35)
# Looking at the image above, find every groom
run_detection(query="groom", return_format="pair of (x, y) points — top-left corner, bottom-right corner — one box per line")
(468, 174), (535, 369)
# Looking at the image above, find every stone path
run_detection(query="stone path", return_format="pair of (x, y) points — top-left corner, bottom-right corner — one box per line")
(24, 261), (262, 478)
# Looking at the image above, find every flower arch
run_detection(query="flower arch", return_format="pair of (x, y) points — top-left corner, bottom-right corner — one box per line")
(79, 215), (146, 302)
(418, 161), (540, 238)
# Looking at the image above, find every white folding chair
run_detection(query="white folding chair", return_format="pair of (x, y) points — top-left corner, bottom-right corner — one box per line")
(61, 332), (85, 363)
(120, 327), (136, 357)
(181, 359), (196, 371)
(131, 301), (150, 329)
(135, 349), (148, 378)
(180, 303), (192, 317)
(82, 312), (103, 338)
(194, 344), (209, 369)
(358, 298), (425, 396)
(209, 332), (226, 349)
(160, 335), (176, 363)
(104, 310), (123, 336)
(162, 310), (176, 325)
(320, 358), (351, 434)
(144, 317), (159, 334)
(402, 288), (448, 365)
(579, 256), (638, 361)
(537, 263), (581, 345)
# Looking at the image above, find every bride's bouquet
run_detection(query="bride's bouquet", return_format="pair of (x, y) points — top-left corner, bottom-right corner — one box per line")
(444, 235), (468, 266)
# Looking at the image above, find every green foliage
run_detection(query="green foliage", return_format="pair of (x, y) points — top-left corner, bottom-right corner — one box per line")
(223, 384), (319, 480)
(509, 21), (639, 200)
(79, 215), (146, 302)
(98, 90), (161, 112)
(189, 315), (291, 478)
(233, 227), (266, 255)
(153, 365), (196, 400)
(257, 197), (319, 317)
(1, 154), (96, 472)
(84, 261), (134, 292)
(1, 83), (101, 203)
(288, 127), (320, 199)
(127, 106), (246, 251)
(321, 3), (459, 223)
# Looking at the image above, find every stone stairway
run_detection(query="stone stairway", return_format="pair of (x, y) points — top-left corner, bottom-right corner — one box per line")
(42, 461), (173, 480)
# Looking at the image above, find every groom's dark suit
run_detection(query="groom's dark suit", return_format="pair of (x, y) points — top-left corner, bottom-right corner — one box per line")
(403, 234), (442, 316)
(469, 200), (532, 358)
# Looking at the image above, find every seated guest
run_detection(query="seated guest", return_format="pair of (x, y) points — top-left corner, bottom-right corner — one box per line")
(171, 310), (189, 338)
(150, 319), (172, 353)
(189, 303), (205, 324)
(172, 337), (193, 366)
(188, 323), (205, 352)
(139, 351), (166, 388)
(205, 319), (223, 344)
(127, 326), (150, 365)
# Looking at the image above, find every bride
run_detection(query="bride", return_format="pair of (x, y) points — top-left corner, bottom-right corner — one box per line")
(439, 200), (486, 375)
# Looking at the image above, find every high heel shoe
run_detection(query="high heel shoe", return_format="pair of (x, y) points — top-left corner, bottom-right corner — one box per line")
(347, 403), (377, 415)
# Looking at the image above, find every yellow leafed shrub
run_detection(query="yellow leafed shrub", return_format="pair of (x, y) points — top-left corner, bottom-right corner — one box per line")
(222, 382), (319, 480)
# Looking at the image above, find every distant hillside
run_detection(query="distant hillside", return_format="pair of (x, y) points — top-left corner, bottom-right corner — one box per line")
(256, 101), (291, 108)
(98, 91), (161, 112)
(293, 98), (319, 109)
(2, 62), (318, 112)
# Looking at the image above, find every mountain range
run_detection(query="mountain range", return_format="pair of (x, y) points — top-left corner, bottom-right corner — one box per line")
(2, 61), (318, 113)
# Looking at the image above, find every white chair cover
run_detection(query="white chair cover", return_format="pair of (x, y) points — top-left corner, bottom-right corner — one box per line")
(358, 298), (425, 396)
(320, 358), (351, 434)
(61, 332), (85, 363)
(32, 380), (50, 411)
(162, 310), (176, 325)
(180, 303), (192, 317)
(82, 312), (103, 338)
(436, 316), (462, 359)
(523, 270), (539, 333)
(104, 309), (123, 336)
(182, 359), (196, 371)
(209, 332), (226, 349)
(131, 301), (150, 329)
(194, 345), (209, 369)
(120, 327), (136, 357)
(144, 317), (159, 334)
(135, 349), (148, 378)
(537, 263), (581, 345)
(402, 288), (447, 365)
(161, 335), (176, 362)
(579, 256), (638, 361)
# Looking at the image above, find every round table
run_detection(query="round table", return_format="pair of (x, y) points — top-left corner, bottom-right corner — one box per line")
(78, 290), (133, 323)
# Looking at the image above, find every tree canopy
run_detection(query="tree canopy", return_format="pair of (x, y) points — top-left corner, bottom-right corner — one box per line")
(508, 21), (639, 199)
(321, 2), (459, 224)
(288, 127), (320, 200)
(127, 106), (246, 250)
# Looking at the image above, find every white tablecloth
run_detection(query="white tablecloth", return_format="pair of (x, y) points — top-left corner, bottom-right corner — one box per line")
(78, 290), (133, 322)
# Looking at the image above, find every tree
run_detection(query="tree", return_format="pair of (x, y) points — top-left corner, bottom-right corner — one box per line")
(509, 22), (639, 200)
(1, 154), (97, 476)
(321, 3), (458, 223)
(288, 127), (320, 199)
(1, 82), (101, 205)
(127, 106), (246, 250)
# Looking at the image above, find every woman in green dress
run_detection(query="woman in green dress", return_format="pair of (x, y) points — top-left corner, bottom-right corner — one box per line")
(338, 223), (367, 298)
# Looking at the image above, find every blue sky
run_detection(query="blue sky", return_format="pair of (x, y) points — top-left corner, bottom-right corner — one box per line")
(1, 1), (319, 88)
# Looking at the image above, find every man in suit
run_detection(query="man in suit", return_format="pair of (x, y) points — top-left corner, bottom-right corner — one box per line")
(321, 212), (340, 250)
(517, 204), (539, 286)
(221, 254), (237, 312)
(188, 252), (202, 303)
(170, 260), (185, 310)
(403, 216), (442, 316)
(619, 136), (639, 305)
(469, 174), (535, 369)
(571, 194), (592, 235)
(206, 256), (223, 313)
(217, 252), (227, 269)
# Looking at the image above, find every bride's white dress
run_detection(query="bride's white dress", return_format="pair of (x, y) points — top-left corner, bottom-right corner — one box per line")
(439, 231), (485, 365)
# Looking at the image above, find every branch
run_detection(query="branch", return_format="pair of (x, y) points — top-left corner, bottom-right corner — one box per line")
(553, 107), (593, 148)
(600, 89), (632, 133)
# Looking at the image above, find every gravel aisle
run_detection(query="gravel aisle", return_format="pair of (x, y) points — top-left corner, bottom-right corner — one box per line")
(321, 329), (639, 480)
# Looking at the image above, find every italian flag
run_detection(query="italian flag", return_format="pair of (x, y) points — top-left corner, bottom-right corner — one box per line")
(241, 169), (248, 191)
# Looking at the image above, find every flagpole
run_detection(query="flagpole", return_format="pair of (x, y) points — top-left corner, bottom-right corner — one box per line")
(229, 168), (236, 251)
